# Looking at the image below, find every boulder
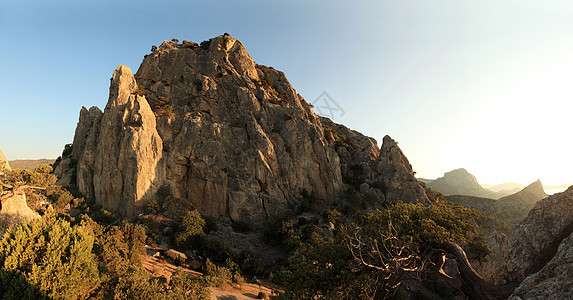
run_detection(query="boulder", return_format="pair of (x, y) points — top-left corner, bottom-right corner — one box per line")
(0, 188), (40, 235)
(165, 249), (187, 263)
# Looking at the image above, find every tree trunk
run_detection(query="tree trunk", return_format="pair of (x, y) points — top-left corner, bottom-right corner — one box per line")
(445, 242), (518, 300)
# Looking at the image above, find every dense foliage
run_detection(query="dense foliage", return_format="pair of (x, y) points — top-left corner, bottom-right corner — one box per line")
(273, 201), (481, 299)
(0, 213), (211, 299)
(0, 216), (99, 299)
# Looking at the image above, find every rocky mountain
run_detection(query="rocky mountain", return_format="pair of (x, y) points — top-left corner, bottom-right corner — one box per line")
(0, 147), (10, 174)
(55, 35), (430, 224)
(487, 186), (573, 299)
(495, 179), (547, 224)
(427, 168), (501, 198)
(447, 179), (547, 225)
(9, 159), (55, 170)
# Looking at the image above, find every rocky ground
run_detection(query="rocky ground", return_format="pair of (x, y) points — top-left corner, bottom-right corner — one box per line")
(143, 247), (277, 299)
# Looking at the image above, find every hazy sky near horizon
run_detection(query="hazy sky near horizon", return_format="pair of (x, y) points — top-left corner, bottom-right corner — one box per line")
(1, 0), (572, 186)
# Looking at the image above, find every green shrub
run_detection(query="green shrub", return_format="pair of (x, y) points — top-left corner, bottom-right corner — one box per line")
(203, 215), (219, 233)
(92, 207), (118, 225)
(174, 210), (206, 246)
(156, 184), (171, 200)
(182, 40), (199, 48)
(467, 236), (492, 262)
(145, 199), (164, 214)
(46, 186), (74, 211)
(169, 267), (211, 299)
(199, 236), (234, 262)
(0, 217), (100, 299)
(298, 189), (320, 213)
(231, 220), (251, 233)
(203, 259), (232, 286)
(163, 104), (174, 117)
(262, 216), (301, 250)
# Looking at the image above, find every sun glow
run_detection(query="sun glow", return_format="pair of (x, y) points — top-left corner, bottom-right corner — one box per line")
(440, 53), (573, 186)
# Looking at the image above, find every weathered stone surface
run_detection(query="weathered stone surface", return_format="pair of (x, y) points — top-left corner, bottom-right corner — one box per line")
(92, 65), (163, 217)
(56, 66), (163, 217)
(373, 136), (430, 204)
(55, 35), (431, 224)
(165, 249), (187, 263)
(492, 186), (573, 285)
(509, 231), (573, 299)
(0, 147), (10, 174)
(0, 188), (40, 235)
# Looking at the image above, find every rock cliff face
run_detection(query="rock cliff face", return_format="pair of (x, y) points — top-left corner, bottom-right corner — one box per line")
(509, 231), (573, 299)
(55, 35), (429, 223)
(56, 66), (163, 217)
(428, 168), (500, 198)
(491, 186), (573, 290)
(0, 147), (10, 174)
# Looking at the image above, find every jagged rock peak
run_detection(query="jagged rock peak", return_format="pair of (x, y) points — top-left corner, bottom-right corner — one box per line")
(56, 65), (163, 217)
(519, 179), (545, 195)
(108, 65), (138, 107)
(374, 135), (430, 205)
(0, 146), (10, 172)
(55, 34), (432, 223)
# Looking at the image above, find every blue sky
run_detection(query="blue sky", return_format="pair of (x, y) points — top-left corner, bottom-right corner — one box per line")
(1, 0), (572, 185)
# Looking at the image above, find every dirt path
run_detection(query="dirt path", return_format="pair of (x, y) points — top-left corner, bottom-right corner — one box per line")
(143, 248), (276, 299)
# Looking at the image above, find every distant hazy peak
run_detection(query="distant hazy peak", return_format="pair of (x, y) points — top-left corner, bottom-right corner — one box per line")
(427, 168), (500, 198)
(499, 179), (547, 203)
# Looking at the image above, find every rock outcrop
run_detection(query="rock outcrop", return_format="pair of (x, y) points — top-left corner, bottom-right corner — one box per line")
(428, 168), (500, 198)
(509, 231), (573, 299)
(0, 187), (41, 235)
(0, 147), (10, 174)
(57, 66), (163, 217)
(492, 186), (573, 288)
(55, 35), (430, 224)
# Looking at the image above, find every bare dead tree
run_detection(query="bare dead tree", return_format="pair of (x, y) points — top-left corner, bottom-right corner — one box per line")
(344, 216), (425, 298)
(345, 215), (518, 300)
(437, 242), (518, 300)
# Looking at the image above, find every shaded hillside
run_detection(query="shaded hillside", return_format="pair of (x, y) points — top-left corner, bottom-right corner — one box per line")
(9, 159), (55, 170)
(428, 168), (501, 198)
(447, 180), (547, 225)
(495, 180), (547, 224)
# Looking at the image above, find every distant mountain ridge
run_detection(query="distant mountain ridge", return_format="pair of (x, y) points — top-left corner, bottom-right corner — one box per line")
(426, 168), (503, 199)
(9, 159), (55, 170)
(447, 180), (547, 225)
